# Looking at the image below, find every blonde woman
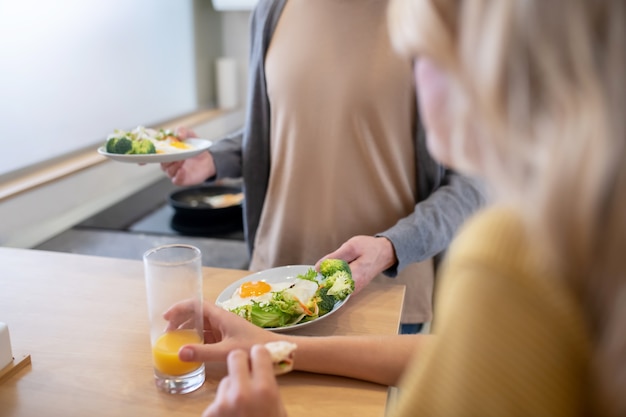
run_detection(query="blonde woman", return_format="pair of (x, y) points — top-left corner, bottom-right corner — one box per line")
(163, 0), (626, 415)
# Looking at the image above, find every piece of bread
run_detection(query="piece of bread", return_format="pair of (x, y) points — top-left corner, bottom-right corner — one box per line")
(265, 341), (297, 375)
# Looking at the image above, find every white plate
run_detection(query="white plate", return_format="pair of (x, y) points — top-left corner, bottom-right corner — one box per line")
(216, 265), (351, 333)
(97, 138), (212, 163)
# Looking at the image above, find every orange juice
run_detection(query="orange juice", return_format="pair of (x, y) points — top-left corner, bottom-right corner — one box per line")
(152, 329), (202, 376)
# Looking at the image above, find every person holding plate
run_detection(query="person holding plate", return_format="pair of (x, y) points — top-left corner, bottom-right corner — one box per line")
(164, 0), (626, 416)
(161, 0), (486, 334)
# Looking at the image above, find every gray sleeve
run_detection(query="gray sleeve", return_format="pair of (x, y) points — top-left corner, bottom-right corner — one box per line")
(377, 172), (488, 276)
(206, 0), (280, 183)
(208, 128), (244, 179)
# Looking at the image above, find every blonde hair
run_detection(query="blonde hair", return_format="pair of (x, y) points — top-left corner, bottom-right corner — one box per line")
(389, 0), (626, 415)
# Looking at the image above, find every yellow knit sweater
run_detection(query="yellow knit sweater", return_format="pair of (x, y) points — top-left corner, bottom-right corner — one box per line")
(390, 207), (591, 417)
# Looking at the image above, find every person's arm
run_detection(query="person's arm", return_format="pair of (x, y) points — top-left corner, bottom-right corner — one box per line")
(379, 170), (487, 276)
(165, 300), (430, 387)
(281, 333), (428, 386)
(159, 127), (244, 186)
(208, 127), (244, 179)
(317, 171), (486, 292)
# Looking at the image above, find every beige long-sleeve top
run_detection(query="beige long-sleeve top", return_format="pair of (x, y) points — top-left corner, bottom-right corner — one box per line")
(250, 0), (434, 323)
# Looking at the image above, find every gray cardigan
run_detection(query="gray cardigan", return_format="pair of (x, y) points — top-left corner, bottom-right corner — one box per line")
(208, 0), (487, 276)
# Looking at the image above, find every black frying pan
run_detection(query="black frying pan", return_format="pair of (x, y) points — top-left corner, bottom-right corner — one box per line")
(168, 184), (243, 236)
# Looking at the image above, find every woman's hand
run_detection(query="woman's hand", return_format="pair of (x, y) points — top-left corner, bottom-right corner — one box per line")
(165, 302), (288, 416)
(163, 300), (276, 364)
(202, 345), (288, 417)
(160, 151), (217, 186)
(315, 236), (397, 293)
(160, 126), (216, 186)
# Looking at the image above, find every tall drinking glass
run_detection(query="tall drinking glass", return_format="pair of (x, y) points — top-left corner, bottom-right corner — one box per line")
(144, 244), (205, 394)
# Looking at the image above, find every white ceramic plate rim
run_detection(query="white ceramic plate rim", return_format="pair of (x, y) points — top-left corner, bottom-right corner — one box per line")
(97, 138), (212, 163)
(215, 265), (351, 333)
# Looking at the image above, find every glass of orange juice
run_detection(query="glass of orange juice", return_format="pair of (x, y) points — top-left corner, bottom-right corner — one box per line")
(144, 244), (205, 394)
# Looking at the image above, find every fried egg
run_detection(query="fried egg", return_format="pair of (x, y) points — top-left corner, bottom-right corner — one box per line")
(202, 193), (244, 208)
(220, 278), (319, 310)
(153, 137), (193, 153)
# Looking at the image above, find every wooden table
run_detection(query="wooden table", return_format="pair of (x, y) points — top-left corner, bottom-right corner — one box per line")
(0, 248), (404, 417)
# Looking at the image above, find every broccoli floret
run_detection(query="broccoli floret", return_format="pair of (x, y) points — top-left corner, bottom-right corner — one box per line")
(314, 286), (337, 316)
(319, 259), (351, 278)
(305, 268), (354, 319)
(131, 138), (156, 154)
(105, 137), (118, 153)
(323, 270), (355, 301)
(113, 137), (133, 154)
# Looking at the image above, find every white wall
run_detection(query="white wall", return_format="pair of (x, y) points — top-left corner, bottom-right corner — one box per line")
(0, 0), (198, 177)
(212, 0), (258, 11)
(221, 12), (253, 107)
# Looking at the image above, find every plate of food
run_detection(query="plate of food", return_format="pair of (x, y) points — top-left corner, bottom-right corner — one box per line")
(216, 260), (355, 333)
(97, 126), (212, 163)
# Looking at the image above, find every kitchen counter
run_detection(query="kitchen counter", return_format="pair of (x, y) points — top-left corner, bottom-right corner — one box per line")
(0, 247), (404, 417)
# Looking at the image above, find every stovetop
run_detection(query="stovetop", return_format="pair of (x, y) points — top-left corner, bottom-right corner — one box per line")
(76, 177), (245, 241)
(129, 203), (245, 241)
(35, 177), (249, 269)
